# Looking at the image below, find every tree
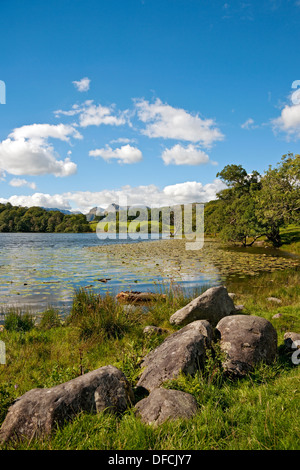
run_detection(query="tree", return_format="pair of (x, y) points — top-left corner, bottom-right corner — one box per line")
(206, 154), (300, 247)
(212, 165), (263, 246)
(255, 153), (300, 246)
(0, 204), (92, 233)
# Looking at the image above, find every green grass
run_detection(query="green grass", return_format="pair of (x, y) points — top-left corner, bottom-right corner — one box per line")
(0, 264), (299, 450)
(280, 224), (300, 254)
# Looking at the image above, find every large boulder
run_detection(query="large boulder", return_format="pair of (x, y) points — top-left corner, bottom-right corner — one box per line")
(137, 320), (213, 392)
(0, 365), (134, 444)
(216, 315), (278, 377)
(135, 388), (198, 426)
(169, 286), (235, 327)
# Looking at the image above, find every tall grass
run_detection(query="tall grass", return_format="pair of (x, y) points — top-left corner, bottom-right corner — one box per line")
(3, 308), (35, 332)
(67, 287), (143, 340)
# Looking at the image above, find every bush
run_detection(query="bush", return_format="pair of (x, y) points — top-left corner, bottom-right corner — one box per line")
(4, 310), (35, 332)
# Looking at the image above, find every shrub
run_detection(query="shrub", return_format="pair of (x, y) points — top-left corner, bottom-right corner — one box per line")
(4, 310), (35, 332)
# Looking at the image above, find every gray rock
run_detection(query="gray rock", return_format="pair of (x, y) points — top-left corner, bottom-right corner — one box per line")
(234, 305), (245, 312)
(216, 315), (278, 377)
(272, 313), (283, 319)
(0, 365), (134, 444)
(137, 320), (213, 392)
(228, 293), (236, 299)
(266, 297), (282, 304)
(169, 286), (235, 327)
(143, 325), (169, 335)
(283, 332), (300, 352)
(135, 388), (198, 426)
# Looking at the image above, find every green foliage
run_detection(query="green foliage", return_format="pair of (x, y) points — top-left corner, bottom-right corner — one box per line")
(43, 364), (79, 388)
(38, 308), (62, 330)
(250, 153), (300, 247)
(205, 153), (300, 247)
(4, 309), (35, 332)
(0, 203), (92, 233)
(0, 383), (16, 423)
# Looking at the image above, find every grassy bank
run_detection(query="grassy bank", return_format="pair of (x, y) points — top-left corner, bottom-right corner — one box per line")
(0, 261), (299, 450)
(280, 225), (300, 255)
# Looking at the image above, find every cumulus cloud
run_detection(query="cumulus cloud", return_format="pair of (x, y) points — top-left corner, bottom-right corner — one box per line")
(72, 77), (91, 92)
(55, 100), (127, 128)
(0, 179), (226, 213)
(89, 144), (142, 164)
(161, 144), (211, 165)
(79, 101), (126, 127)
(0, 123), (80, 177)
(162, 180), (226, 204)
(0, 193), (73, 211)
(9, 178), (36, 190)
(272, 103), (300, 140)
(134, 98), (224, 147)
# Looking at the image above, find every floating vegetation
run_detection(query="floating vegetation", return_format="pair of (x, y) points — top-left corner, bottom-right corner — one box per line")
(89, 238), (300, 282)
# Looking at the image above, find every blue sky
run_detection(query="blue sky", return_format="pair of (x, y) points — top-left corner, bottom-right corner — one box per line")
(0, 0), (300, 212)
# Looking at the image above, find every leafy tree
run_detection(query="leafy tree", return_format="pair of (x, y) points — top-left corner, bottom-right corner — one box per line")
(211, 165), (263, 246)
(206, 154), (300, 247)
(255, 153), (300, 246)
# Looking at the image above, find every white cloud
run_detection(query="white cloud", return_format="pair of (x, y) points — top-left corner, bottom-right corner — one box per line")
(72, 77), (91, 92)
(110, 137), (137, 144)
(163, 180), (226, 204)
(89, 144), (143, 164)
(272, 103), (300, 140)
(79, 101), (127, 127)
(0, 123), (80, 177)
(134, 98), (224, 147)
(10, 123), (82, 143)
(0, 179), (226, 213)
(9, 178), (36, 190)
(54, 104), (81, 118)
(241, 118), (257, 130)
(0, 193), (73, 211)
(161, 144), (211, 165)
(55, 100), (127, 128)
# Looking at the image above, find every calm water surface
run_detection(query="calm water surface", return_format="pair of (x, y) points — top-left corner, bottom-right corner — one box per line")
(0, 232), (220, 314)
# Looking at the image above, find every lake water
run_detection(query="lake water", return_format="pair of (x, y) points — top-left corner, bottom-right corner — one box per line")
(0, 232), (221, 315)
(1, 232), (298, 317)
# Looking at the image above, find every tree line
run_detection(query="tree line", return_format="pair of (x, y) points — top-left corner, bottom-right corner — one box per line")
(204, 152), (300, 247)
(0, 204), (92, 233)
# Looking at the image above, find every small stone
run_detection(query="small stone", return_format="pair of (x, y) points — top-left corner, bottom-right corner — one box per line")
(143, 326), (169, 335)
(266, 297), (282, 304)
(283, 332), (300, 352)
(272, 313), (283, 319)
